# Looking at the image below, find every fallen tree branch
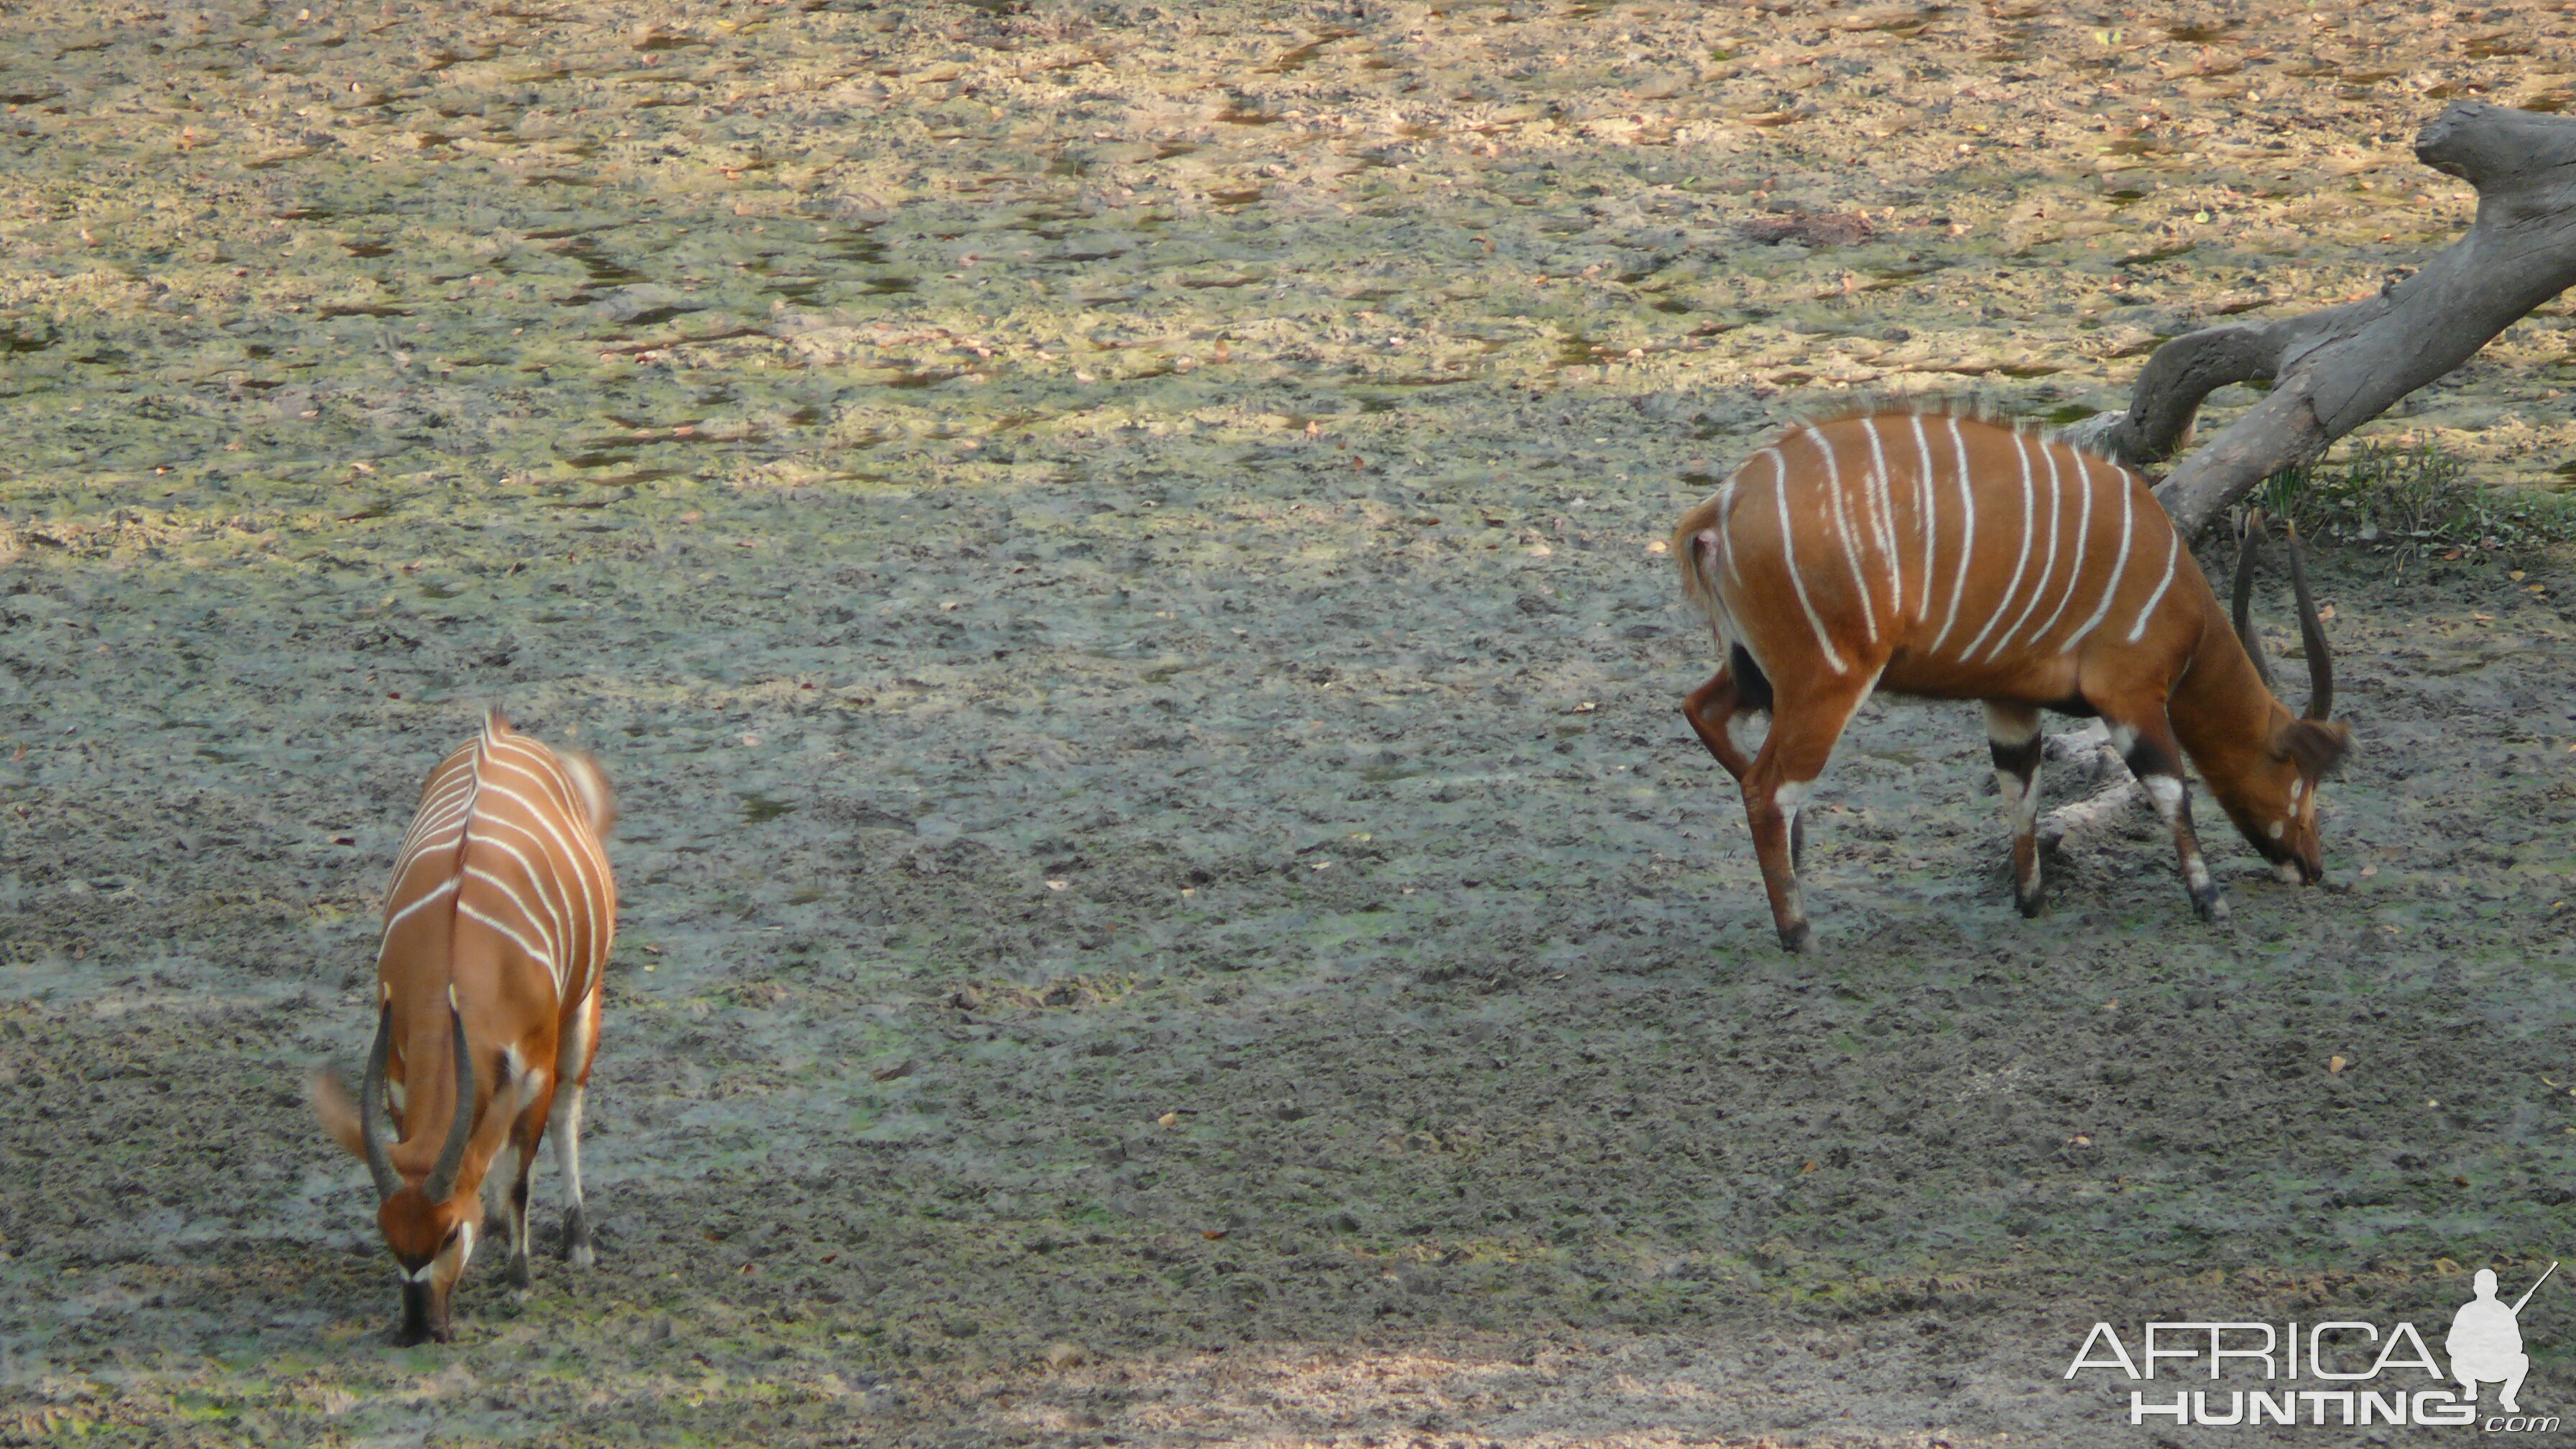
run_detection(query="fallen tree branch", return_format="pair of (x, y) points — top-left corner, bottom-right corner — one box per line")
(2040, 103), (2576, 848)
(2062, 101), (2576, 541)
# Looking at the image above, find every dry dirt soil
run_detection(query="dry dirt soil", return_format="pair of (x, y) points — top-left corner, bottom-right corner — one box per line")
(4, 1), (2576, 1445)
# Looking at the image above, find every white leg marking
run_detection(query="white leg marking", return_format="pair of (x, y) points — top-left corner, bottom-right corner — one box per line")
(484, 1138), (520, 1220)
(2125, 521), (2182, 643)
(2143, 775), (2186, 819)
(1771, 448), (1849, 673)
(1806, 426), (1879, 644)
(2108, 724), (2140, 757)
(1985, 704), (2043, 833)
(2061, 466), (2136, 651)
(1983, 700), (2042, 746)
(1959, 428), (2038, 661)
(1929, 415), (1978, 654)
(553, 1082), (594, 1268)
(1987, 436), (2066, 660)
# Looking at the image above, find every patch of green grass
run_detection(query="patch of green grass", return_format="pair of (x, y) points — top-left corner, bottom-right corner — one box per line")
(2257, 441), (2576, 548)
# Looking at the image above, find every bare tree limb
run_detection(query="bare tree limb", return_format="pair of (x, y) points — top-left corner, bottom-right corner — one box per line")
(2039, 104), (2576, 850)
(2061, 102), (2576, 541)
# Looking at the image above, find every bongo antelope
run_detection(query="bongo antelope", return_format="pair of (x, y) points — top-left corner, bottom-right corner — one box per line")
(1673, 412), (2347, 952)
(310, 710), (617, 1343)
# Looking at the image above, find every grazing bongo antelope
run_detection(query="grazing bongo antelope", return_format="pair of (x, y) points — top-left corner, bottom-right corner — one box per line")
(1673, 411), (2347, 952)
(310, 710), (617, 1343)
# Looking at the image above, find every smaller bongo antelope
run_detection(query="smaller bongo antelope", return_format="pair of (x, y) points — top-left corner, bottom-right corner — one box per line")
(310, 710), (617, 1343)
(1673, 411), (2347, 951)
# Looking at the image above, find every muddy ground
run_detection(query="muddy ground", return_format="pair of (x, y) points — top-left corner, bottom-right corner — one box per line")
(4, 1), (2576, 1444)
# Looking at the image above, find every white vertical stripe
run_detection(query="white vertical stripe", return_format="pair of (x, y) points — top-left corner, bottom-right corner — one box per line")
(1909, 413), (1936, 621)
(456, 898), (556, 978)
(380, 876), (461, 944)
(1771, 448), (1849, 673)
(1721, 451), (1778, 586)
(1986, 436), (2066, 660)
(1928, 415), (1977, 654)
(1805, 426), (1878, 644)
(2062, 472), (2136, 651)
(1859, 416), (1901, 613)
(2126, 522), (2181, 643)
(1958, 428), (2037, 661)
(2025, 446), (2099, 651)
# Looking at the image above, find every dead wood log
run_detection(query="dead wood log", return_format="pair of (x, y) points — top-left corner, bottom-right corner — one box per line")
(2041, 102), (2576, 848)
(2061, 101), (2576, 542)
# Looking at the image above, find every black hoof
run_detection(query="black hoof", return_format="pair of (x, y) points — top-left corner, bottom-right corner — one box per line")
(562, 1207), (596, 1267)
(507, 1253), (533, 1290)
(2191, 891), (2230, 922)
(1777, 921), (1812, 954)
(2015, 891), (2044, 919)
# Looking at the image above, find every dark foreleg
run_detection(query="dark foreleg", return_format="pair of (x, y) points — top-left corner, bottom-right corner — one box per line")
(1985, 702), (2046, 916)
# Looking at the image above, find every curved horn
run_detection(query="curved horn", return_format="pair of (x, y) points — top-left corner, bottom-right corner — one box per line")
(421, 989), (478, 1202)
(2284, 520), (2333, 722)
(358, 1003), (401, 1202)
(2231, 510), (2276, 692)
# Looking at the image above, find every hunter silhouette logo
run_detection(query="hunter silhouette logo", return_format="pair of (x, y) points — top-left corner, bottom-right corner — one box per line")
(2450, 1264), (2555, 1414)
(2064, 1261), (2559, 1431)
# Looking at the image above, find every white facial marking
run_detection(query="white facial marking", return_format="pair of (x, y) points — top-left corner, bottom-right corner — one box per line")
(2275, 860), (2304, 884)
